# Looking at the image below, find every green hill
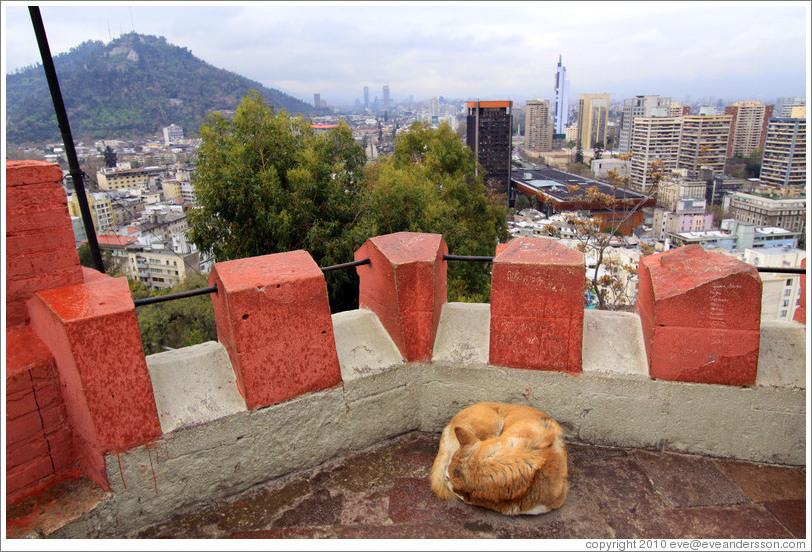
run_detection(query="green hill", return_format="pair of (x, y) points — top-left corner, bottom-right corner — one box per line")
(5, 32), (322, 144)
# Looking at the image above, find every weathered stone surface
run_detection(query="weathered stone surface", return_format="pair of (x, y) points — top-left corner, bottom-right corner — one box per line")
(490, 237), (584, 373)
(355, 232), (447, 362)
(634, 450), (749, 508)
(146, 341), (246, 433)
(331, 309), (403, 381)
(582, 310), (648, 376)
(432, 302), (490, 365)
(658, 504), (793, 539)
(637, 245), (762, 385)
(714, 460), (807, 502)
(763, 499), (806, 538)
(756, 319), (806, 388)
(209, 250), (342, 409)
(27, 277), (161, 490)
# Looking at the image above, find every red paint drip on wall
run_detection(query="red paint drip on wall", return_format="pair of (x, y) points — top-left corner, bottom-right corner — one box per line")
(116, 453), (126, 490)
(147, 447), (158, 494)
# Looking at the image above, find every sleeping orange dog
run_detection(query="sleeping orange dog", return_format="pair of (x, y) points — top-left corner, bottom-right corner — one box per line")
(429, 402), (568, 515)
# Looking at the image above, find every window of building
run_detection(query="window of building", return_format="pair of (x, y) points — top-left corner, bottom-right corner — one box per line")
(780, 310), (788, 318)
(784, 289), (792, 297)
(786, 278), (793, 286)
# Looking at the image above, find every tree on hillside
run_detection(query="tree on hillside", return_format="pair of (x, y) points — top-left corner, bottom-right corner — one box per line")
(187, 90), (368, 311)
(542, 154), (664, 310)
(102, 146), (117, 168)
(361, 121), (509, 302)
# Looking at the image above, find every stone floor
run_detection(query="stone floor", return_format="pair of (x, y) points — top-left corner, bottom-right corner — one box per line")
(6, 431), (807, 540)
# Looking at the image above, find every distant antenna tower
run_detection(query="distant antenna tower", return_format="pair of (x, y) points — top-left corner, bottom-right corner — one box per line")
(129, 8), (135, 32)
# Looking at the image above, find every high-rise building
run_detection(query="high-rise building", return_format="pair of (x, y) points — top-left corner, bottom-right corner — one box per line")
(383, 85), (391, 113)
(725, 100), (773, 157)
(466, 101), (514, 204)
(618, 95), (672, 153)
(774, 97), (806, 118)
(314, 93), (321, 109)
(525, 99), (553, 151)
(553, 55), (569, 135)
(759, 117), (806, 188)
(668, 102), (691, 117)
(629, 116), (683, 195)
(677, 114), (732, 175)
(364, 86), (369, 111)
(577, 93), (610, 151)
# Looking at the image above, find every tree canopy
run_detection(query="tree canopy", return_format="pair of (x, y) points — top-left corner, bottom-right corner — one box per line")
(188, 90), (368, 309)
(362, 121), (509, 301)
(188, 93), (509, 309)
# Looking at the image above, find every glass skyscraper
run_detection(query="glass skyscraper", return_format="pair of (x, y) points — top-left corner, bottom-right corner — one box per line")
(554, 55), (569, 135)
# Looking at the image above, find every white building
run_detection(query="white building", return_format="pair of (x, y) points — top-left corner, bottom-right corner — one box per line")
(163, 124), (184, 146)
(725, 247), (805, 322)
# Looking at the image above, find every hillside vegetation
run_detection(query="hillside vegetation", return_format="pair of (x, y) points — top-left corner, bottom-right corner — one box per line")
(6, 32), (320, 144)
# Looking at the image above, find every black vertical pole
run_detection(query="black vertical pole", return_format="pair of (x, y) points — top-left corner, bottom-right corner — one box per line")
(29, 6), (105, 273)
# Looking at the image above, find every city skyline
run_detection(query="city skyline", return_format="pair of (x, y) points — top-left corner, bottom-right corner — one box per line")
(2, 1), (810, 108)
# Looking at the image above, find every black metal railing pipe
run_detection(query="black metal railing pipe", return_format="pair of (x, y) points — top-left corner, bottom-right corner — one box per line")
(443, 255), (495, 262)
(755, 267), (806, 275)
(320, 258), (371, 272)
(133, 286), (218, 307)
(29, 7), (105, 273)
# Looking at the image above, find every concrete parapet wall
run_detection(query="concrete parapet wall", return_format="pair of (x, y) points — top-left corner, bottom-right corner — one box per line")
(4, 161), (807, 534)
(52, 306), (805, 538)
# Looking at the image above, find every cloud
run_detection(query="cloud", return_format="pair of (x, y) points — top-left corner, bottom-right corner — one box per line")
(3, 2), (807, 105)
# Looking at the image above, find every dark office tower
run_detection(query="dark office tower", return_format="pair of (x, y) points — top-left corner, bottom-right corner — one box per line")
(466, 101), (514, 206)
(383, 85), (391, 113)
(364, 86), (369, 111)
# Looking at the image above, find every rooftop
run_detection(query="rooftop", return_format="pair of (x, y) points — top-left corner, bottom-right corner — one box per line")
(7, 431), (806, 541)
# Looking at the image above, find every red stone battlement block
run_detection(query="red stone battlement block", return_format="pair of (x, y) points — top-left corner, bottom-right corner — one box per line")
(209, 250), (342, 410)
(5, 161), (82, 328)
(489, 237), (585, 373)
(636, 245), (762, 386)
(355, 232), (448, 362)
(27, 277), (162, 490)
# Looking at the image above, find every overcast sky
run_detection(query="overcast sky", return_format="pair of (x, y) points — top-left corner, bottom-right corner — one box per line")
(2, 1), (810, 107)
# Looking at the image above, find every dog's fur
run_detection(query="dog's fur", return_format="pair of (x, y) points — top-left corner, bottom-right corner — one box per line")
(429, 402), (568, 515)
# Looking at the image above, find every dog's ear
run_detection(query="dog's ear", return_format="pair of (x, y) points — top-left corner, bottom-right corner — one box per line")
(454, 426), (479, 447)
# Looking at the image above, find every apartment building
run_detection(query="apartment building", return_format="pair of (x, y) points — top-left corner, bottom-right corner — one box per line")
(740, 247), (806, 321)
(67, 192), (115, 233)
(525, 99), (553, 151)
(162, 124), (184, 146)
(618, 95), (672, 153)
(656, 170), (708, 209)
(677, 114), (732, 175)
(759, 117), (806, 189)
(727, 190), (806, 234)
(629, 116), (682, 195)
(96, 166), (164, 191)
(125, 242), (201, 291)
(724, 100), (773, 157)
(577, 93), (610, 151)
(774, 97), (806, 118)
(652, 198), (713, 241)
